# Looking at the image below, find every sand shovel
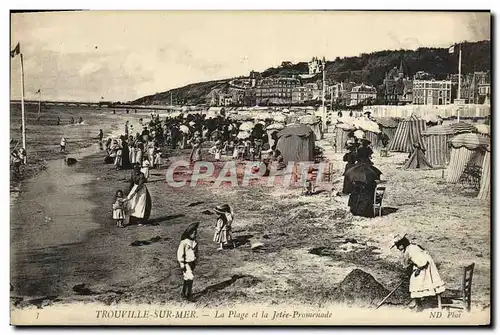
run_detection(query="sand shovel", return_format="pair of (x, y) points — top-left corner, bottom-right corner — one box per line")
(376, 281), (404, 309)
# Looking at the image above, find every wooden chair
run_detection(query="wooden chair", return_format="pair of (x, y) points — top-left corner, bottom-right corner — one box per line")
(441, 263), (475, 312)
(373, 185), (386, 217)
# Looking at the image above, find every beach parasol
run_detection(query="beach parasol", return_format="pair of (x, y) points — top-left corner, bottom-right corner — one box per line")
(335, 123), (355, 131)
(239, 122), (255, 131)
(237, 131), (251, 140)
(179, 125), (190, 134)
(448, 122), (478, 134)
(422, 114), (442, 124)
(374, 117), (399, 129)
(353, 129), (365, 139)
(255, 112), (272, 120)
(449, 133), (490, 150)
(354, 119), (380, 133)
(266, 123), (285, 130)
(299, 115), (318, 125)
(273, 114), (287, 123)
(474, 124), (490, 135)
(343, 163), (383, 184)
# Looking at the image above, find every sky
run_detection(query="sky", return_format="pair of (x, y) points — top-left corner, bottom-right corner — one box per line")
(10, 11), (490, 102)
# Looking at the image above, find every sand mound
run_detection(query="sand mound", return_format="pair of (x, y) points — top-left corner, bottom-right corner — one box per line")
(331, 269), (389, 307)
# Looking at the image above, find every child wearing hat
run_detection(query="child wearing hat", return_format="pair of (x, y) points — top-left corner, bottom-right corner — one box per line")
(213, 204), (235, 251)
(177, 222), (199, 301)
(392, 234), (445, 311)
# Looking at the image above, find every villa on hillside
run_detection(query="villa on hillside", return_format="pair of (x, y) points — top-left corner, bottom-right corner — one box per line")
(349, 84), (377, 106)
(255, 77), (301, 105)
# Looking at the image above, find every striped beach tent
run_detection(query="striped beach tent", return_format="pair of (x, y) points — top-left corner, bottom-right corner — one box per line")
(387, 114), (427, 153)
(422, 123), (476, 168)
(445, 133), (490, 183)
(477, 145), (491, 201)
(403, 146), (433, 170)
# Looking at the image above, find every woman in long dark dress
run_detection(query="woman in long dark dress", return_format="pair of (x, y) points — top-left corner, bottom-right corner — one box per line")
(121, 136), (131, 169)
(342, 145), (358, 194)
(348, 180), (377, 218)
(126, 163), (152, 226)
(356, 139), (374, 164)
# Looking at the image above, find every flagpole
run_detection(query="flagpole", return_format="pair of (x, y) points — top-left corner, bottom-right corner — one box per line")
(457, 44), (462, 123)
(37, 90), (41, 119)
(20, 53), (27, 164)
(458, 45), (462, 101)
(322, 57), (326, 130)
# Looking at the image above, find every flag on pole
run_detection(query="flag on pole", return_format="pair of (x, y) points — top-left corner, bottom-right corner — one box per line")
(448, 44), (455, 54)
(10, 43), (20, 58)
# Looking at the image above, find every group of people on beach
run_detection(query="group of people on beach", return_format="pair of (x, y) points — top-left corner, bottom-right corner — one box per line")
(99, 110), (447, 307)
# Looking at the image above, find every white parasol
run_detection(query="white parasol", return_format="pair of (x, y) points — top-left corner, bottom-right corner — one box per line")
(266, 123), (285, 130)
(237, 131), (251, 140)
(299, 115), (319, 125)
(273, 114), (287, 123)
(239, 122), (255, 131)
(179, 125), (190, 134)
(353, 129), (365, 139)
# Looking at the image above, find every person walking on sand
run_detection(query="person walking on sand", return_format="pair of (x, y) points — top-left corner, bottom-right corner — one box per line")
(189, 135), (202, 163)
(213, 204), (236, 251)
(60, 137), (67, 152)
(11, 149), (23, 177)
(112, 190), (127, 228)
(392, 234), (446, 311)
(125, 163), (152, 226)
(177, 222), (199, 301)
(98, 129), (104, 142)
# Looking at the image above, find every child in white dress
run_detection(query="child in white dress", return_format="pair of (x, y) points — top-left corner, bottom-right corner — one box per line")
(153, 148), (162, 169)
(213, 204), (236, 250)
(112, 190), (127, 228)
(392, 234), (445, 311)
(141, 159), (150, 180)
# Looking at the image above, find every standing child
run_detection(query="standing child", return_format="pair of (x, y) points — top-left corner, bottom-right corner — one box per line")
(213, 204), (236, 251)
(60, 137), (67, 152)
(232, 141), (239, 160)
(112, 190), (127, 228)
(141, 158), (150, 181)
(177, 222), (199, 301)
(153, 148), (162, 169)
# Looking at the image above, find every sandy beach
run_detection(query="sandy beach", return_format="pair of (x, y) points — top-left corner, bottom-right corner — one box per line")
(10, 108), (490, 317)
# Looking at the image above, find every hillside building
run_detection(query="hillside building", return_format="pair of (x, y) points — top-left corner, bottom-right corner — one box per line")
(255, 77), (301, 105)
(412, 79), (452, 105)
